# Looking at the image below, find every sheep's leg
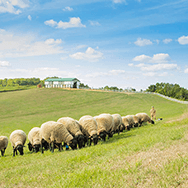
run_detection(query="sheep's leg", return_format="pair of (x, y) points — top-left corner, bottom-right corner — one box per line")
(1, 150), (3, 156)
(59, 143), (63, 152)
(51, 142), (54, 153)
(88, 138), (91, 146)
(13, 148), (15, 157)
(41, 144), (44, 154)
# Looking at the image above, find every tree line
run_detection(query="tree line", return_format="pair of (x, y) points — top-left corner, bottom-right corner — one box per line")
(146, 82), (188, 101)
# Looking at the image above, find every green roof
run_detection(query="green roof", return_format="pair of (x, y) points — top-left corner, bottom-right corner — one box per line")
(45, 78), (80, 82)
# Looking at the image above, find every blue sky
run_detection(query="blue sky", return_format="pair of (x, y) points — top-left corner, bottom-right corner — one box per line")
(0, 0), (188, 90)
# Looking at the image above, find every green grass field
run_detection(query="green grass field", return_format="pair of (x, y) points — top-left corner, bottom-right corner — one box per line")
(0, 88), (188, 187)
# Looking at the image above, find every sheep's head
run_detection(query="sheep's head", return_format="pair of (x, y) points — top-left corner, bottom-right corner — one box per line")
(69, 138), (77, 150)
(28, 142), (33, 151)
(108, 132), (113, 138)
(42, 139), (49, 150)
(75, 135), (84, 149)
(119, 124), (125, 132)
(134, 122), (139, 127)
(34, 144), (41, 153)
(91, 134), (98, 145)
(151, 120), (155, 124)
(17, 145), (24, 155)
(99, 131), (107, 141)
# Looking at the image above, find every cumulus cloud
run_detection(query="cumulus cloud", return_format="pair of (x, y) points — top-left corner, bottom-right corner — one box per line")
(0, 0), (29, 14)
(178, 35), (188, 45)
(133, 53), (171, 64)
(89, 21), (100, 26)
(0, 29), (64, 58)
(63, 6), (73, 11)
(44, 17), (86, 29)
(70, 47), (103, 62)
(163, 38), (172, 44)
(134, 38), (153, 46)
(141, 63), (178, 71)
(0, 60), (10, 67)
(28, 15), (31, 20)
(184, 68), (188, 73)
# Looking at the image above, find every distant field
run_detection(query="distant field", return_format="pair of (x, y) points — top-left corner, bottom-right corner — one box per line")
(0, 88), (188, 187)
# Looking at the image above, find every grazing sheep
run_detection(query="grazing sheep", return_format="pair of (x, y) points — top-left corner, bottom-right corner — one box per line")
(122, 116), (132, 131)
(0, 136), (8, 157)
(94, 113), (114, 141)
(136, 113), (155, 126)
(40, 121), (77, 153)
(132, 115), (139, 127)
(111, 114), (122, 134)
(28, 127), (49, 153)
(57, 117), (84, 149)
(10, 130), (27, 157)
(79, 115), (98, 146)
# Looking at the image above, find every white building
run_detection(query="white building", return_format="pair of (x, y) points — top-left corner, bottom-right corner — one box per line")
(44, 78), (80, 89)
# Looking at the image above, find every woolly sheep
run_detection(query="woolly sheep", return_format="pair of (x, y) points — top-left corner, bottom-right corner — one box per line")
(132, 115), (139, 127)
(28, 127), (48, 153)
(79, 115), (98, 146)
(10, 130), (27, 157)
(135, 113), (155, 126)
(94, 113), (114, 141)
(57, 117), (84, 149)
(111, 114), (122, 134)
(0, 136), (8, 157)
(40, 121), (77, 153)
(121, 116), (132, 131)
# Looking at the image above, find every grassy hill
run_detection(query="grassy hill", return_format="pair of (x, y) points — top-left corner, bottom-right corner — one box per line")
(0, 88), (188, 187)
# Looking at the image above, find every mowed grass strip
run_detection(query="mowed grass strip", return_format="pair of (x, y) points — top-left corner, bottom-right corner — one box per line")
(0, 88), (188, 187)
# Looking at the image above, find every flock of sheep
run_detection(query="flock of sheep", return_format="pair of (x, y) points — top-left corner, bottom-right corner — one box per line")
(0, 112), (154, 157)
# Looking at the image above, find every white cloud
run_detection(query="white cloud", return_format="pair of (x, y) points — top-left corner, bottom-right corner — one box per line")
(141, 63), (178, 71)
(154, 39), (160, 44)
(184, 68), (188, 73)
(28, 15), (31, 20)
(0, 0), (29, 14)
(75, 45), (87, 50)
(63, 6), (73, 11)
(113, 0), (126, 3)
(135, 63), (145, 67)
(0, 60), (10, 67)
(133, 53), (171, 64)
(128, 63), (134, 67)
(163, 38), (172, 44)
(45, 17), (86, 29)
(134, 38), (153, 46)
(89, 20), (100, 26)
(44, 19), (58, 27)
(0, 30), (64, 58)
(178, 35), (188, 45)
(70, 47), (103, 62)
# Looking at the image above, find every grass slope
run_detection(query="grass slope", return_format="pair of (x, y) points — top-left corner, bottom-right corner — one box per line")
(0, 88), (188, 187)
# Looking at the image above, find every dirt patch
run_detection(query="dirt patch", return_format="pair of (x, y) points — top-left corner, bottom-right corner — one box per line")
(166, 112), (188, 124)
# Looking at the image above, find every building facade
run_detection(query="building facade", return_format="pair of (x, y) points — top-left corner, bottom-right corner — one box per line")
(44, 78), (80, 89)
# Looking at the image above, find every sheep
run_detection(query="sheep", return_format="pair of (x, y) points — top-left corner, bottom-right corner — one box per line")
(0, 136), (8, 157)
(57, 117), (84, 149)
(111, 114), (122, 135)
(132, 115), (139, 127)
(121, 116), (133, 131)
(94, 113), (114, 141)
(28, 127), (49, 153)
(135, 113), (155, 126)
(40, 121), (77, 153)
(78, 115), (98, 146)
(10, 130), (27, 157)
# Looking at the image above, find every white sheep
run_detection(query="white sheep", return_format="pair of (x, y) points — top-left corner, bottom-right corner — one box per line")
(121, 116), (133, 131)
(132, 115), (139, 127)
(28, 127), (48, 153)
(135, 113), (155, 126)
(111, 114), (122, 134)
(40, 121), (77, 153)
(10, 130), (27, 157)
(79, 115), (98, 146)
(94, 113), (114, 141)
(0, 136), (8, 157)
(57, 117), (85, 149)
